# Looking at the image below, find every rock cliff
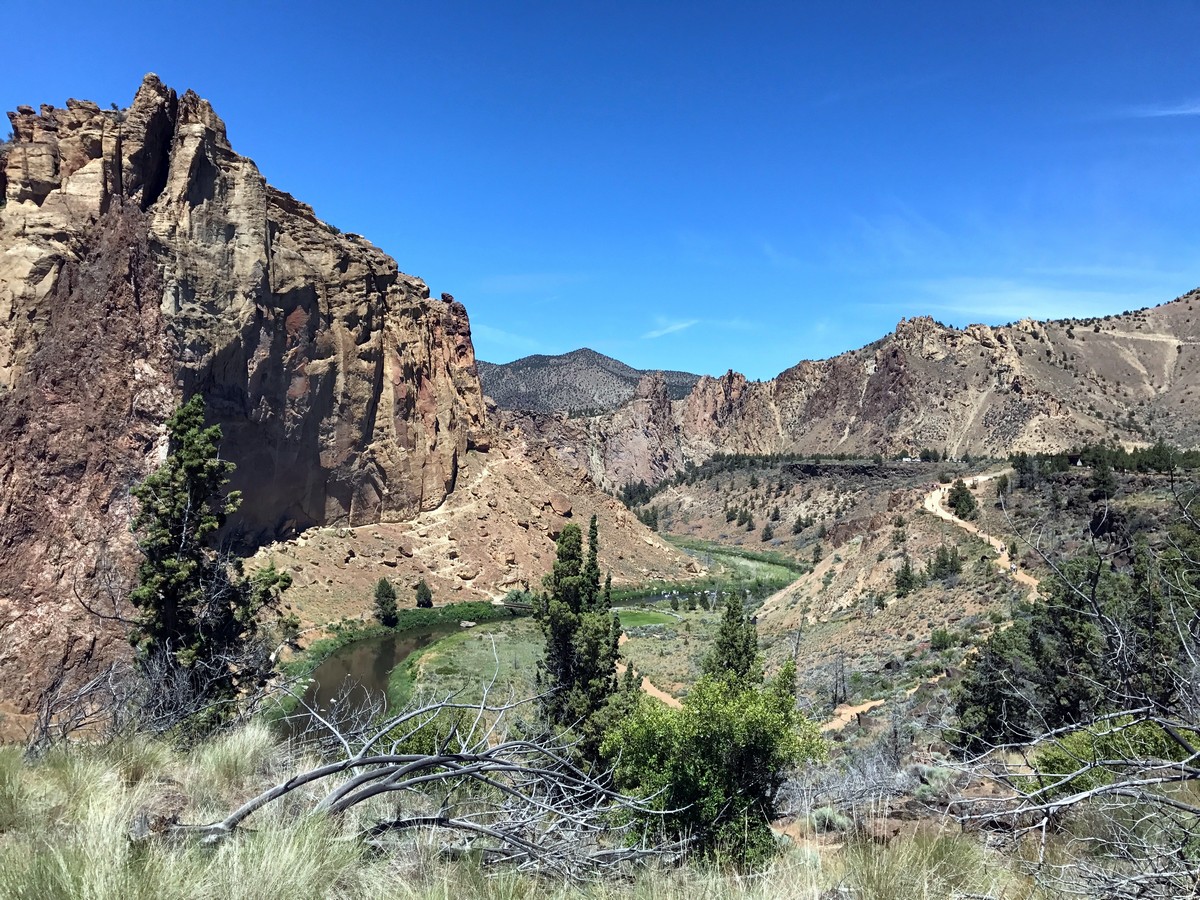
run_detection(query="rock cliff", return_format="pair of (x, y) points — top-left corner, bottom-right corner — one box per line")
(1, 76), (672, 708)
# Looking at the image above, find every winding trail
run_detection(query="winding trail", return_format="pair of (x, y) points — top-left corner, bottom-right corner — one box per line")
(616, 633), (682, 708)
(821, 472), (1040, 732)
(922, 471), (1040, 600)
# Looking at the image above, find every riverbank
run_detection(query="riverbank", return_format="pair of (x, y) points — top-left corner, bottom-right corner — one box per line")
(271, 601), (523, 720)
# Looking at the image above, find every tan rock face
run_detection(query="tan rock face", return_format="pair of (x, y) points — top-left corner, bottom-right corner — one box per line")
(0, 75), (488, 706)
(518, 297), (1200, 491)
(3, 74), (484, 542)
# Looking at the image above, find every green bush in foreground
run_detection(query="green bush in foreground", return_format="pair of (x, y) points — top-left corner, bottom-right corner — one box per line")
(603, 662), (826, 868)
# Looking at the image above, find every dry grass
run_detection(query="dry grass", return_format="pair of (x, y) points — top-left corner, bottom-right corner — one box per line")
(0, 724), (1044, 900)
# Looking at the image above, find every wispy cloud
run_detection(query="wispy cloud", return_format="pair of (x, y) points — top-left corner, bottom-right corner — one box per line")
(842, 201), (957, 269)
(641, 318), (699, 339)
(1122, 99), (1200, 118)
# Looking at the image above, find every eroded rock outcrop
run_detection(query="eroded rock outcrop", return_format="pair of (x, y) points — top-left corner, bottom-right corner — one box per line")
(519, 296), (1200, 492)
(0, 75), (488, 705)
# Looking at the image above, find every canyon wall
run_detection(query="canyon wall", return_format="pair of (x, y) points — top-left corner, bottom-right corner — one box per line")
(0, 76), (486, 704)
(511, 301), (1200, 492)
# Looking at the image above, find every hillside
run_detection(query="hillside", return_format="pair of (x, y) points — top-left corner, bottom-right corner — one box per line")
(505, 296), (1200, 492)
(478, 347), (699, 413)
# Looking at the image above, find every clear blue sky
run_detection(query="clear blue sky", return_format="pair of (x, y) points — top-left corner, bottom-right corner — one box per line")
(6, 1), (1200, 379)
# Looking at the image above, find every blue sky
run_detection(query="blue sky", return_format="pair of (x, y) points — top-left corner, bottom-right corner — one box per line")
(5, 1), (1200, 379)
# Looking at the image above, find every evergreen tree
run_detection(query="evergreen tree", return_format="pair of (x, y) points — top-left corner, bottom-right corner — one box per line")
(895, 555), (920, 596)
(129, 395), (291, 714)
(415, 578), (433, 608)
(952, 545), (1188, 751)
(373, 577), (398, 627)
(536, 520), (620, 762)
(947, 479), (978, 518)
(581, 515), (601, 608)
(704, 594), (761, 682)
(1089, 458), (1118, 502)
(952, 618), (1039, 750)
(926, 544), (962, 580)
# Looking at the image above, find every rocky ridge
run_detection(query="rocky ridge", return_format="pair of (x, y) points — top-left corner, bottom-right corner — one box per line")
(478, 347), (699, 414)
(511, 298), (1200, 492)
(0, 77), (691, 709)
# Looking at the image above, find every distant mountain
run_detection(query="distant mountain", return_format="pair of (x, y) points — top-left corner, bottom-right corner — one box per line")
(478, 348), (700, 414)
(500, 291), (1200, 492)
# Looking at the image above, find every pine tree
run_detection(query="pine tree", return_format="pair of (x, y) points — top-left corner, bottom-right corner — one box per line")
(947, 479), (978, 518)
(414, 578), (433, 609)
(581, 515), (601, 609)
(536, 519), (620, 763)
(895, 555), (920, 596)
(704, 594), (761, 682)
(373, 577), (398, 626)
(129, 395), (291, 713)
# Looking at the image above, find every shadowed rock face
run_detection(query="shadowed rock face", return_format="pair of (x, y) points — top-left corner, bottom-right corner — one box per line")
(0, 75), (486, 704)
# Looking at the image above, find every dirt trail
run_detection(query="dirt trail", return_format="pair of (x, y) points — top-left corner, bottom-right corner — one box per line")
(617, 633), (682, 709)
(822, 674), (948, 733)
(821, 698), (885, 732)
(922, 471), (1040, 600)
(821, 476), (1039, 734)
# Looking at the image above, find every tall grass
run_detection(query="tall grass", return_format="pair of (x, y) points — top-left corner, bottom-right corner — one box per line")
(0, 725), (1041, 900)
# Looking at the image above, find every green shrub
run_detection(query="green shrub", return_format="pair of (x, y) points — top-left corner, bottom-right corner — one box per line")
(1030, 718), (1198, 800)
(603, 662), (826, 868)
(809, 805), (852, 832)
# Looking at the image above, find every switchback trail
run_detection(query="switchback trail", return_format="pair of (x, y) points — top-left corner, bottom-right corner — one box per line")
(822, 473), (1039, 733)
(922, 471), (1040, 600)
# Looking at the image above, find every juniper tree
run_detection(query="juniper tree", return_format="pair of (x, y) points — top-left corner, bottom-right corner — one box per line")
(537, 516), (620, 762)
(414, 578), (433, 608)
(704, 594), (760, 682)
(895, 554), (920, 596)
(373, 577), (398, 626)
(947, 478), (977, 518)
(129, 395), (291, 715)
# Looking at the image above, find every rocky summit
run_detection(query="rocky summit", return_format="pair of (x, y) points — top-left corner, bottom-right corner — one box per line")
(478, 347), (699, 414)
(0, 76), (691, 708)
(509, 299), (1200, 492)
